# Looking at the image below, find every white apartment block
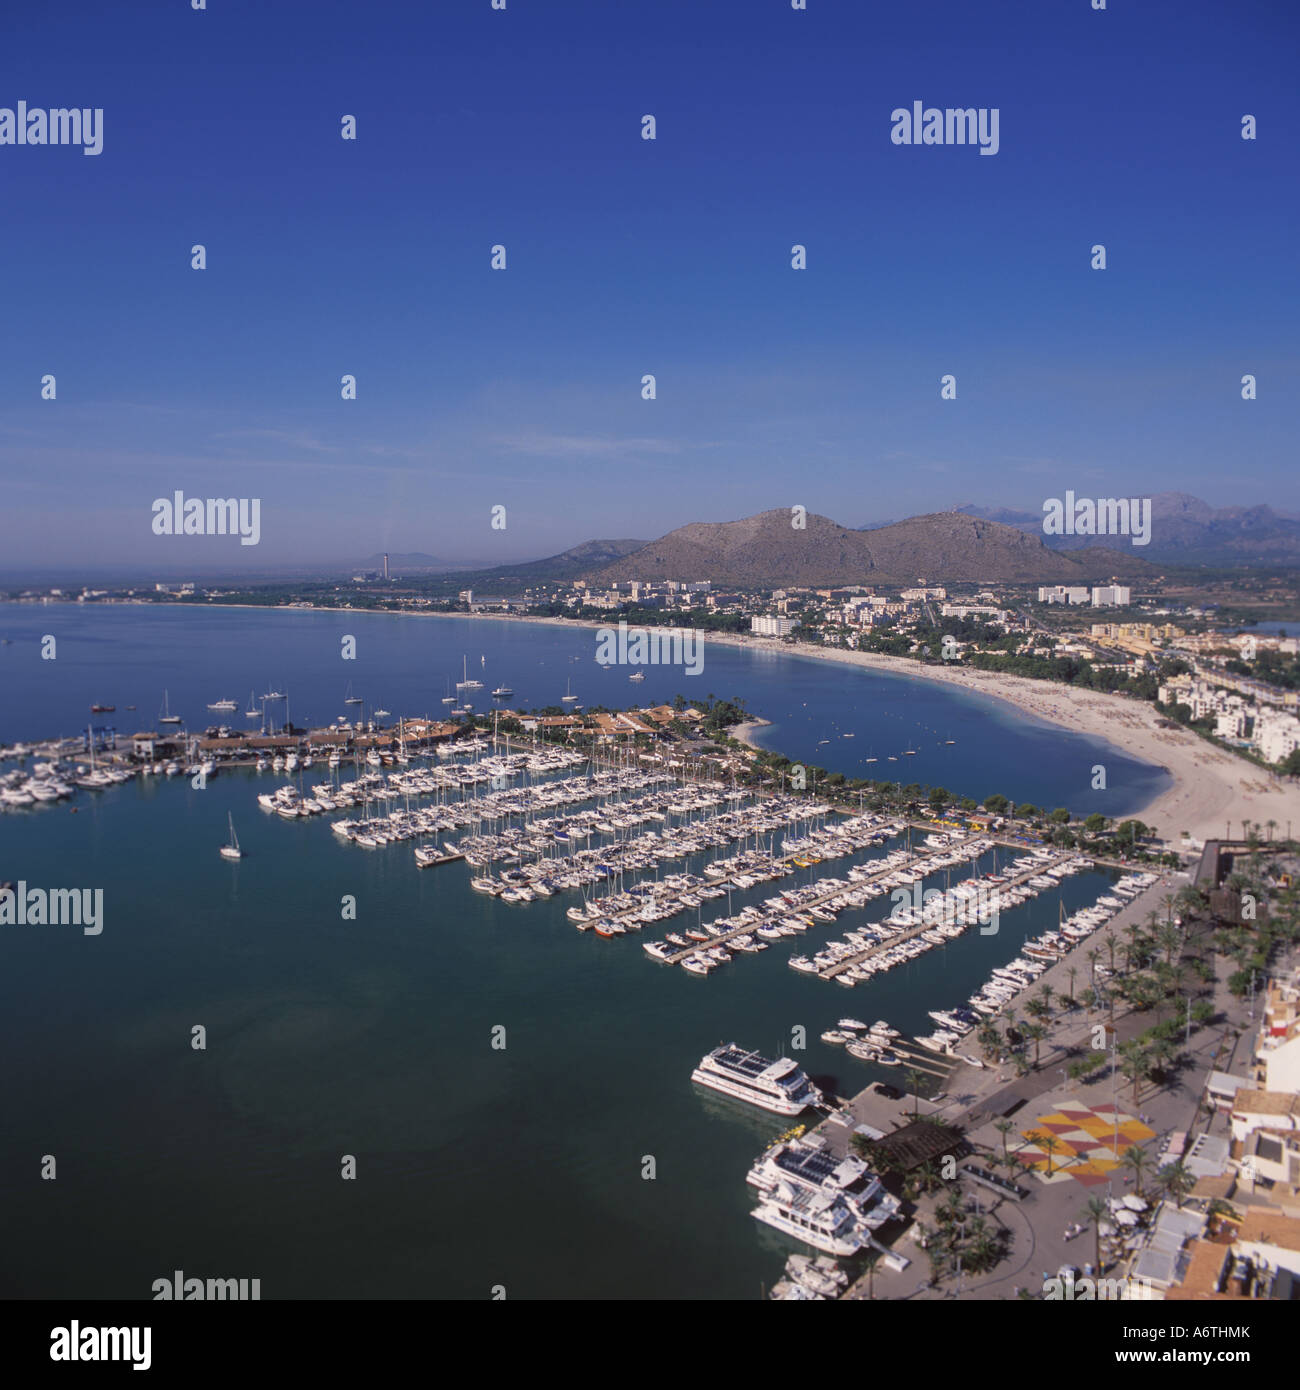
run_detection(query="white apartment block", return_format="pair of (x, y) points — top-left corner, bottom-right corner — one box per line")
(940, 603), (1007, 620)
(1037, 585), (1092, 605)
(1214, 700), (1252, 740)
(751, 615), (798, 637)
(1091, 585), (1132, 606)
(1255, 711), (1300, 765)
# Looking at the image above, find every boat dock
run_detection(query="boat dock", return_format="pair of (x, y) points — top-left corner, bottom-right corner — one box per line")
(818, 849), (1077, 981)
(656, 832), (970, 965)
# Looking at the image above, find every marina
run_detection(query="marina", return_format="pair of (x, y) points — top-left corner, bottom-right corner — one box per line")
(0, 601), (1184, 1301)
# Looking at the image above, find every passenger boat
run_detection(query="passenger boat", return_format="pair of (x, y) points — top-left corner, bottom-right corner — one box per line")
(751, 1183), (868, 1256)
(691, 1044), (822, 1115)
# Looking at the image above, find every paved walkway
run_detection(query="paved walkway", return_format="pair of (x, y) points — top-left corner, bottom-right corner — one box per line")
(841, 869), (1278, 1300)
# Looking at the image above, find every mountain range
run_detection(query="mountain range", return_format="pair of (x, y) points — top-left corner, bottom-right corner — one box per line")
(579, 509), (1154, 588)
(941, 493), (1300, 567)
(363, 491), (1296, 593)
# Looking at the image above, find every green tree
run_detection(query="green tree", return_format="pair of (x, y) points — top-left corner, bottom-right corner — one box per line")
(1084, 1194), (1110, 1275)
(1121, 1144), (1151, 1199)
(994, 1118), (1016, 1162)
(1158, 1160), (1195, 1210)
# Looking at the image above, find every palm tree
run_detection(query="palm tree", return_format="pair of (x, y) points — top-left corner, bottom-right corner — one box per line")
(1037, 1131), (1061, 1178)
(1084, 1194), (1109, 1273)
(965, 1217), (998, 1273)
(1121, 1144), (1150, 1198)
(1156, 921), (1182, 967)
(1023, 1021), (1048, 1071)
(1118, 1041), (1149, 1105)
(905, 1068), (924, 1119)
(978, 1022), (1002, 1062)
(994, 1118), (1015, 1162)
(938, 1185), (966, 1228)
(1066, 966), (1078, 1009)
(1149, 1037), (1181, 1087)
(1158, 1160), (1195, 1209)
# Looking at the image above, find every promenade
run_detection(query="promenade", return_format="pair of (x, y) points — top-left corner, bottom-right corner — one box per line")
(818, 867), (1267, 1300)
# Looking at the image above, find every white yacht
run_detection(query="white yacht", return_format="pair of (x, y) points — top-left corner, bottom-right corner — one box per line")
(691, 1043), (822, 1115)
(752, 1183), (867, 1256)
(748, 1137), (866, 1197)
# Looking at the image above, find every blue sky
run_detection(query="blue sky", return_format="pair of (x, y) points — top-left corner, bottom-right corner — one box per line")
(1, 0), (1297, 569)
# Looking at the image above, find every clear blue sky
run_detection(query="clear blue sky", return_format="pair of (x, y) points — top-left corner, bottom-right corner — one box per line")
(1, 0), (1297, 569)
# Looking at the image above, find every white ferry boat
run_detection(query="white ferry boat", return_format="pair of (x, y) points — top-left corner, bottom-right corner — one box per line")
(691, 1043), (822, 1115)
(751, 1182), (867, 1256)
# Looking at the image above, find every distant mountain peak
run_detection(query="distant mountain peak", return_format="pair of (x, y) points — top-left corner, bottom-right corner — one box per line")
(584, 508), (1153, 586)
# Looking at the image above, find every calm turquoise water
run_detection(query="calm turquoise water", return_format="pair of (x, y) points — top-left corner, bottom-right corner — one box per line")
(0, 604), (1164, 1299)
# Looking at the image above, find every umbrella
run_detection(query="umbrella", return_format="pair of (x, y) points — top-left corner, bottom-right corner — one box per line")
(1099, 1221), (1117, 1236)
(1113, 1209), (1139, 1227)
(1122, 1194), (1148, 1211)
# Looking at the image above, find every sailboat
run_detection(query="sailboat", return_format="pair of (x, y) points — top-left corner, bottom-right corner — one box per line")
(245, 690), (260, 719)
(344, 681), (363, 705)
(562, 678), (579, 704)
(220, 813), (242, 860)
(159, 689), (182, 725)
(441, 678), (456, 706)
(459, 655), (484, 691)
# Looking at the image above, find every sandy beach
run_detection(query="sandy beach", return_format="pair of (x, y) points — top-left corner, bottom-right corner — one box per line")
(703, 631), (1300, 847)
(146, 600), (1300, 846)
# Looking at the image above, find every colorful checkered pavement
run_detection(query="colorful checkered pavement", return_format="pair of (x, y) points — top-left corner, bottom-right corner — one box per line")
(1015, 1099), (1155, 1186)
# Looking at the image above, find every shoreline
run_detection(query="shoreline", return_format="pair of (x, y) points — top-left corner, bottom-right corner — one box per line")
(701, 630), (1300, 846)
(23, 599), (1300, 844)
